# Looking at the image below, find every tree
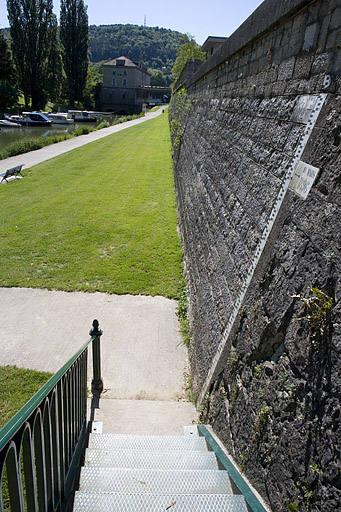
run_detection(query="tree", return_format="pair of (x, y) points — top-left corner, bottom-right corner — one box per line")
(45, 17), (64, 104)
(172, 34), (205, 82)
(0, 31), (15, 82)
(148, 69), (167, 87)
(60, 0), (89, 106)
(6, 0), (60, 109)
(0, 30), (18, 109)
(82, 62), (102, 109)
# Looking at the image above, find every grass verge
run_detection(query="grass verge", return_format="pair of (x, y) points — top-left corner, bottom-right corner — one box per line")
(0, 366), (52, 510)
(0, 113), (183, 298)
(0, 365), (52, 429)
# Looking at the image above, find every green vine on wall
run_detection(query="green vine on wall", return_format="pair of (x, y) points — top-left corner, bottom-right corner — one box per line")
(169, 87), (192, 162)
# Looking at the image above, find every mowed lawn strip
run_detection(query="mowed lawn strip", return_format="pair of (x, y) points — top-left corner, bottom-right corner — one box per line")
(0, 114), (183, 298)
(0, 366), (53, 429)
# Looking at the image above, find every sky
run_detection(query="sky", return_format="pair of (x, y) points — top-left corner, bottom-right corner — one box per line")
(0, 0), (264, 45)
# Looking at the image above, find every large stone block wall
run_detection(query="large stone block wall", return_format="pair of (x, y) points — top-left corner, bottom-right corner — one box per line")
(169, 0), (341, 510)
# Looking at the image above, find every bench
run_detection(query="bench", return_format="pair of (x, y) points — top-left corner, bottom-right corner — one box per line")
(0, 164), (25, 183)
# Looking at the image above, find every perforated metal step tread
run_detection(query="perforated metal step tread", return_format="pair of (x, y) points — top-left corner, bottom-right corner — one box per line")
(88, 433), (207, 451)
(79, 467), (232, 494)
(84, 449), (218, 470)
(73, 491), (248, 511)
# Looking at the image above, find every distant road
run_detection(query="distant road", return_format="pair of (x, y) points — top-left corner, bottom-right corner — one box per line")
(0, 108), (164, 175)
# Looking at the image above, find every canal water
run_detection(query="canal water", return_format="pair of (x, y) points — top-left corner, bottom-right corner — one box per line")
(0, 116), (117, 153)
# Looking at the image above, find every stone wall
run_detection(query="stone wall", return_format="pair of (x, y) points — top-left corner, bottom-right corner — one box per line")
(169, 0), (341, 510)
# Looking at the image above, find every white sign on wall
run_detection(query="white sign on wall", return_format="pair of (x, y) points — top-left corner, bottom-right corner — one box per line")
(289, 160), (320, 199)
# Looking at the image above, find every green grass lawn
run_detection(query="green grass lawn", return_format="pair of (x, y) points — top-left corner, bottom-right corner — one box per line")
(0, 113), (183, 298)
(0, 366), (52, 429)
(0, 366), (52, 510)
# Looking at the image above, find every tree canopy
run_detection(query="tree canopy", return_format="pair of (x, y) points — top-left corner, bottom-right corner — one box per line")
(89, 24), (183, 70)
(172, 34), (206, 82)
(60, 0), (89, 106)
(6, 0), (59, 110)
(148, 69), (168, 87)
(0, 30), (18, 109)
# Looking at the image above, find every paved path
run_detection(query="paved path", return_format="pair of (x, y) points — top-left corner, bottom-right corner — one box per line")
(0, 287), (189, 401)
(0, 109), (163, 174)
(1, 287), (198, 433)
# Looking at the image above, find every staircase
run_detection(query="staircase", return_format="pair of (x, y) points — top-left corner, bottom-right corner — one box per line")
(73, 426), (249, 511)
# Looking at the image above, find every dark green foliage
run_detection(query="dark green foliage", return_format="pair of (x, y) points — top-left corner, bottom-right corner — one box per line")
(0, 81), (18, 110)
(45, 15), (63, 103)
(60, 0), (89, 106)
(88, 24), (183, 72)
(82, 62), (102, 109)
(0, 30), (15, 82)
(149, 68), (168, 86)
(172, 34), (206, 81)
(6, 0), (59, 110)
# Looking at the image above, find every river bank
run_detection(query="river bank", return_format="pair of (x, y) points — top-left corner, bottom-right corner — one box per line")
(0, 113), (144, 159)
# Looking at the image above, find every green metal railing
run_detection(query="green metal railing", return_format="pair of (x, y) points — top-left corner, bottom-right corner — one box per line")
(0, 320), (103, 512)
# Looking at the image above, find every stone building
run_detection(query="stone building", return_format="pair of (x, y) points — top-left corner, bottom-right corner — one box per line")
(99, 56), (151, 114)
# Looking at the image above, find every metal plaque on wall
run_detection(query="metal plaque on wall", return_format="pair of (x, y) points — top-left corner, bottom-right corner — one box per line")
(289, 160), (319, 200)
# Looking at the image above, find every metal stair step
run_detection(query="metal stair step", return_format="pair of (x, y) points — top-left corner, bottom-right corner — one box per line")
(79, 467), (232, 494)
(84, 448), (219, 470)
(73, 491), (248, 511)
(88, 433), (207, 451)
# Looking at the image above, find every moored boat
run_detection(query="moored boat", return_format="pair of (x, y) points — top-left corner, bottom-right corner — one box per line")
(47, 113), (74, 124)
(16, 112), (52, 127)
(68, 110), (97, 122)
(0, 119), (20, 127)
(5, 114), (24, 124)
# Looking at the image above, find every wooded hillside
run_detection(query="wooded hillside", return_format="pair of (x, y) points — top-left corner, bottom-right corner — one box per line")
(89, 24), (183, 69)
(2, 24), (184, 70)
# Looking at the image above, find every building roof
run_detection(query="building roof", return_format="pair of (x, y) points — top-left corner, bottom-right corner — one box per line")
(103, 56), (150, 75)
(201, 36), (228, 53)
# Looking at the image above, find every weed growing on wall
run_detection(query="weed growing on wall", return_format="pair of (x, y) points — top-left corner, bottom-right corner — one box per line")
(253, 405), (271, 438)
(228, 347), (239, 366)
(293, 287), (333, 345)
(177, 279), (190, 345)
(253, 364), (263, 378)
(185, 374), (197, 404)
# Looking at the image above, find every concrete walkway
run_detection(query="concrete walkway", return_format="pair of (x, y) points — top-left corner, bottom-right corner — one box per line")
(1, 287), (198, 434)
(0, 108), (163, 174)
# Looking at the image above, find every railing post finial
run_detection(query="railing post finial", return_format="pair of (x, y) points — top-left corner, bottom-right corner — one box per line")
(90, 319), (103, 396)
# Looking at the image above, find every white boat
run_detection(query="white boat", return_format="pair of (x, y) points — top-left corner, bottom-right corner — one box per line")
(68, 110), (97, 122)
(47, 113), (74, 124)
(16, 112), (52, 127)
(6, 115), (24, 124)
(0, 119), (20, 127)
